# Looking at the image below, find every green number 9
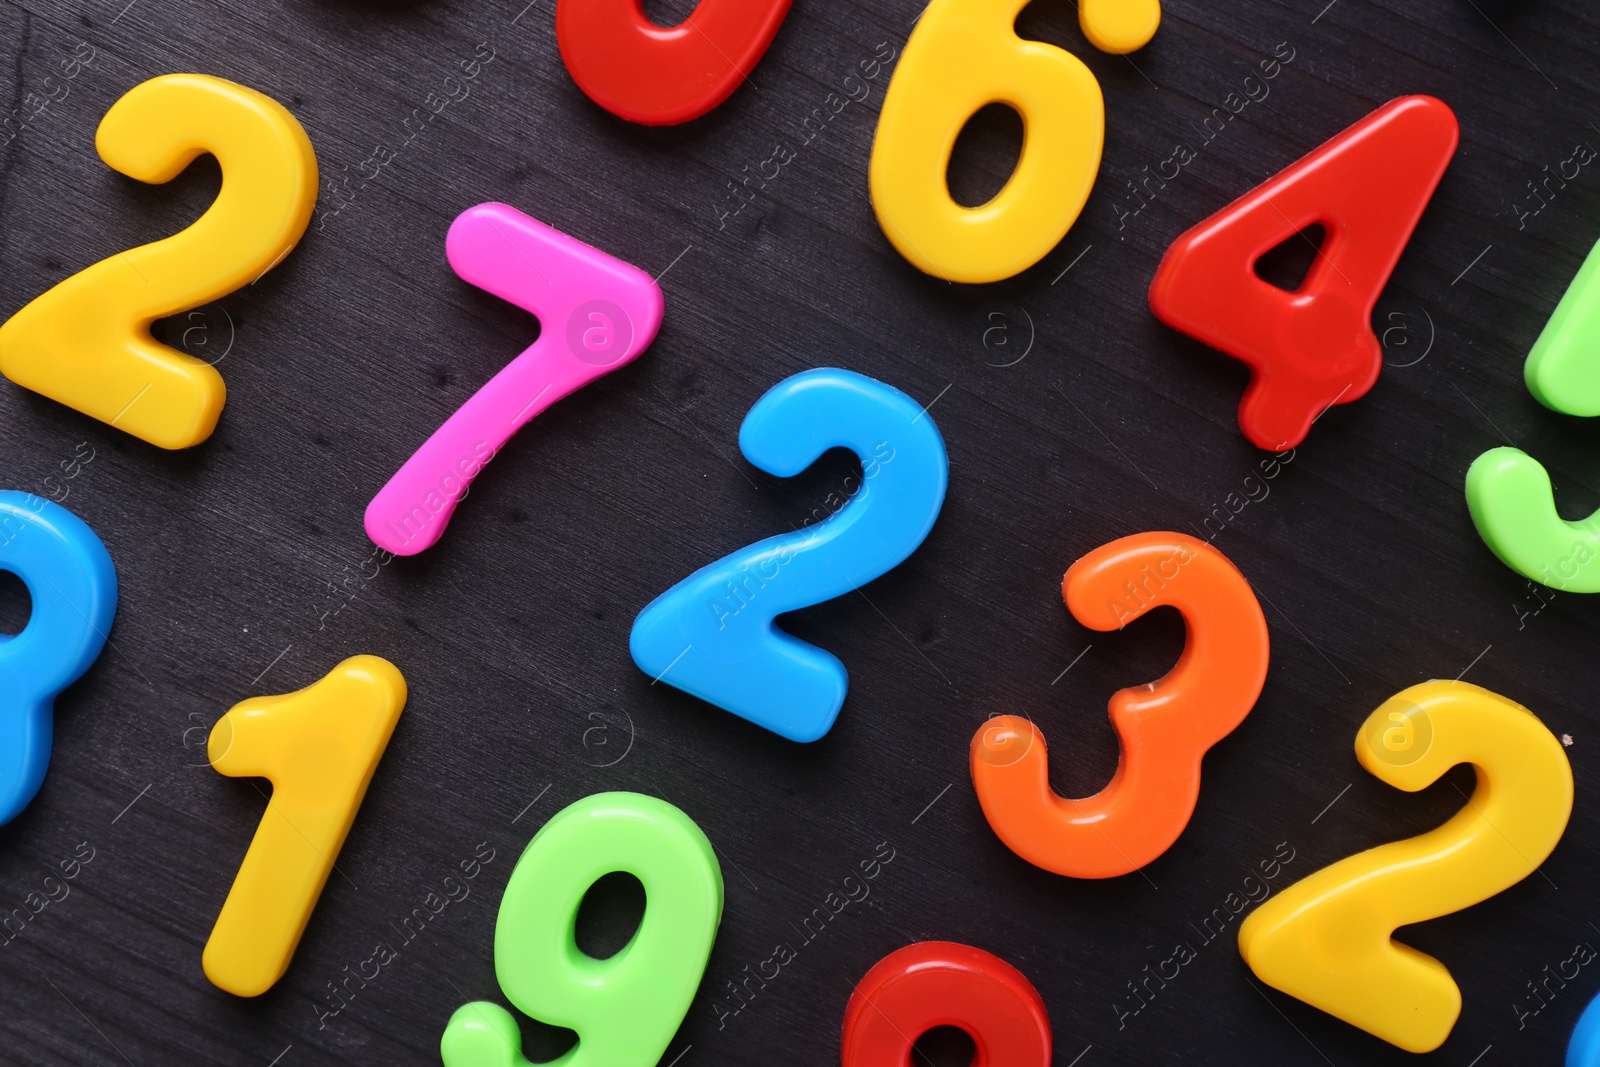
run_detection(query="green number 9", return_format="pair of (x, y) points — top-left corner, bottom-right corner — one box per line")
(442, 792), (723, 1067)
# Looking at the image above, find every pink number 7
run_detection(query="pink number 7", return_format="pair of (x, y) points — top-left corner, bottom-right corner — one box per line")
(365, 202), (664, 555)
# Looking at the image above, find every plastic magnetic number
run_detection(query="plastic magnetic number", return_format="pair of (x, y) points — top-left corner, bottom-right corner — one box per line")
(1570, 990), (1600, 1067)
(0, 492), (116, 827)
(556, 0), (792, 124)
(203, 655), (406, 997)
(1149, 95), (1458, 450)
(1467, 233), (1600, 591)
(1238, 680), (1573, 1053)
(1525, 232), (1600, 415)
(629, 368), (949, 742)
(841, 942), (1051, 1067)
(366, 202), (663, 557)
(869, 0), (1145, 283)
(441, 792), (722, 1067)
(0, 73), (317, 449)
(1078, 0), (1162, 53)
(971, 532), (1267, 878)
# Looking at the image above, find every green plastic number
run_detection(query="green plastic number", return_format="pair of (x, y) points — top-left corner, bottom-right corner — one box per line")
(441, 792), (723, 1067)
(1467, 234), (1600, 591)
(1526, 235), (1600, 414)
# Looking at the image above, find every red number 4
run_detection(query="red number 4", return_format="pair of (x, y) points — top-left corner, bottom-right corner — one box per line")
(1149, 95), (1458, 450)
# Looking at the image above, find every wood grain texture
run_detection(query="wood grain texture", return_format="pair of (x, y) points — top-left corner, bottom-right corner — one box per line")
(0, 0), (1595, 1063)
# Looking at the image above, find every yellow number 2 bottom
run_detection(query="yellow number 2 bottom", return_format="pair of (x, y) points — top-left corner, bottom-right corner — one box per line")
(203, 655), (406, 997)
(1238, 680), (1573, 1052)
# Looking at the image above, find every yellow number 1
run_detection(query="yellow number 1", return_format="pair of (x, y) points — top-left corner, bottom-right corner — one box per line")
(202, 655), (406, 997)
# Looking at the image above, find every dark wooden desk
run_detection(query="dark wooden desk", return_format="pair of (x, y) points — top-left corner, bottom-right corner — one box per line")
(0, 0), (1593, 1062)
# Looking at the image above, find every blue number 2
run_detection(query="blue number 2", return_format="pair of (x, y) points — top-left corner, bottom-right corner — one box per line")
(630, 368), (948, 742)
(0, 490), (117, 825)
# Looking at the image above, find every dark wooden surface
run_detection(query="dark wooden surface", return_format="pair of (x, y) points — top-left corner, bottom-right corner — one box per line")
(0, 0), (1596, 1063)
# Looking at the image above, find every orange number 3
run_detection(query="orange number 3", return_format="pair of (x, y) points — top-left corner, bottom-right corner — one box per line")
(971, 532), (1268, 879)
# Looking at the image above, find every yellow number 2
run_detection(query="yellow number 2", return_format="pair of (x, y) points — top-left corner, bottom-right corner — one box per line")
(202, 655), (406, 997)
(869, 0), (1159, 284)
(1238, 680), (1573, 1052)
(0, 73), (317, 449)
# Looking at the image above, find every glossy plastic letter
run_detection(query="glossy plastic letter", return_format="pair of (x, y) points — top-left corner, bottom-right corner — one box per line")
(1466, 234), (1600, 591)
(366, 203), (663, 556)
(972, 532), (1268, 878)
(1238, 680), (1573, 1052)
(630, 368), (948, 742)
(0, 73), (317, 449)
(841, 942), (1051, 1067)
(203, 655), (406, 996)
(869, 0), (1119, 283)
(556, 0), (792, 124)
(1149, 95), (1458, 449)
(441, 792), (722, 1067)
(0, 492), (116, 826)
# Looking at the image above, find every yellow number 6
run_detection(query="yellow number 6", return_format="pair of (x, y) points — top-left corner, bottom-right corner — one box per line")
(869, 0), (1159, 284)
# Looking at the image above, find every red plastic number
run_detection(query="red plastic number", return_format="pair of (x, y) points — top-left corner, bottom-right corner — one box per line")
(841, 942), (1051, 1067)
(556, 0), (792, 125)
(1148, 95), (1458, 450)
